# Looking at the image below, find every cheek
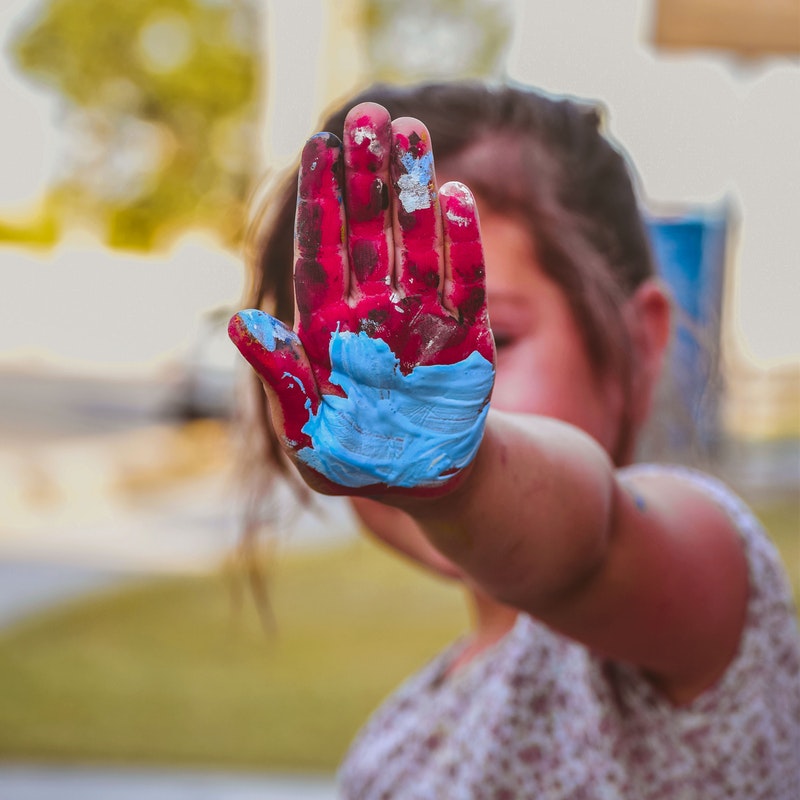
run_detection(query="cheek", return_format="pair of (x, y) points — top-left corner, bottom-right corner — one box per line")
(490, 348), (566, 416)
(489, 377), (532, 414)
(490, 345), (623, 452)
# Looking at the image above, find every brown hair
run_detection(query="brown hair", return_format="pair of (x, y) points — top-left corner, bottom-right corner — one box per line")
(242, 81), (657, 485)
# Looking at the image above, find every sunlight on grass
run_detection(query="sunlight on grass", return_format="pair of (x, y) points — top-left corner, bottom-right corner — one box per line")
(0, 538), (467, 771)
(755, 497), (800, 604)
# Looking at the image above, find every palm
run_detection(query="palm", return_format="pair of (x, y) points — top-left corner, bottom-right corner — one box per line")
(230, 103), (495, 495)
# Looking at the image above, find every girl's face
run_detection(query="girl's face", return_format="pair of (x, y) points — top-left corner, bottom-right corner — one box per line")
(351, 211), (639, 585)
(479, 212), (627, 459)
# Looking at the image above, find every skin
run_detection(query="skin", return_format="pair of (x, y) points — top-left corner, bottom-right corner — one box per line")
(229, 104), (494, 493)
(230, 102), (750, 706)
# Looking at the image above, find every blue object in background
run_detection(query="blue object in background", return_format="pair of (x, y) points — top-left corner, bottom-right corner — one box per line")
(646, 209), (729, 452)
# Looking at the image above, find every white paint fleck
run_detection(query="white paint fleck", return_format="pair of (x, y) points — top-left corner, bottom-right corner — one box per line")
(351, 126), (382, 156)
(397, 150), (434, 213)
(443, 182), (474, 226)
(446, 209), (470, 227)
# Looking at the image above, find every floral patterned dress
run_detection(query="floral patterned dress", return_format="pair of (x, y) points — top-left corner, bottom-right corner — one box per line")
(338, 466), (800, 799)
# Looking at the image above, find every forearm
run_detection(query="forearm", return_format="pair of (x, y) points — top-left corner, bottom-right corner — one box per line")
(359, 412), (750, 696)
(389, 410), (616, 612)
(351, 497), (465, 580)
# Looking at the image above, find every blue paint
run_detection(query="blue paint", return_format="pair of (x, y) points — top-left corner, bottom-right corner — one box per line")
(237, 309), (300, 352)
(282, 371), (312, 411)
(297, 331), (493, 488)
(397, 150), (435, 213)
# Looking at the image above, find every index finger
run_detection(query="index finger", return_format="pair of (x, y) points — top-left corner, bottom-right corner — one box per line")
(294, 132), (348, 332)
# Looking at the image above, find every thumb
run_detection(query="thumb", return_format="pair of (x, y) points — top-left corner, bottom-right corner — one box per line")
(228, 310), (319, 450)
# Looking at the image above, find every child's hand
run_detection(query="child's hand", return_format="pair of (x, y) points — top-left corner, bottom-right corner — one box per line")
(229, 103), (495, 495)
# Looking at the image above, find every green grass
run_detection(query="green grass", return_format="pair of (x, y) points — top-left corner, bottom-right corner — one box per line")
(754, 496), (800, 603)
(0, 497), (796, 772)
(0, 539), (468, 771)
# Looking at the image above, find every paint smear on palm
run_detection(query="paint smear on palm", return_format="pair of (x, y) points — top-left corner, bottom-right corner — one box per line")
(229, 311), (493, 488)
(297, 329), (493, 488)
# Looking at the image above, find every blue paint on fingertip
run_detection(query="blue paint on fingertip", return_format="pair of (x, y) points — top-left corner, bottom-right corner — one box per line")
(236, 309), (300, 352)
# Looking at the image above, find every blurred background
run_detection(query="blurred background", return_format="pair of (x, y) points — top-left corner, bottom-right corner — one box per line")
(0, 0), (798, 795)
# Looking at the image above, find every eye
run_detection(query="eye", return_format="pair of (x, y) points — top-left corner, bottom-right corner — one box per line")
(492, 331), (514, 352)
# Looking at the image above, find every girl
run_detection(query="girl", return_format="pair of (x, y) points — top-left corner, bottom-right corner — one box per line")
(229, 83), (799, 798)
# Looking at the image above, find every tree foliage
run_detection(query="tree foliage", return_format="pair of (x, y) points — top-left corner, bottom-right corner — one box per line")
(361, 0), (513, 83)
(11, 0), (261, 249)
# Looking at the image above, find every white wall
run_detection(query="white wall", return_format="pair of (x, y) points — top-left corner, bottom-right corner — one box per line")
(2, 0), (797, 377)
(507, 0), (800, 369)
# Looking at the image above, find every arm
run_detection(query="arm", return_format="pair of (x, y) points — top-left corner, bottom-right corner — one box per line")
(230, 103), (748, 704)
(352, 497), (465, 581)
(398, 412), (749, 704)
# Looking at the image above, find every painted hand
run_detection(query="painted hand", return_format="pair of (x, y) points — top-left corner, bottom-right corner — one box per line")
(229, 103), (495, 495)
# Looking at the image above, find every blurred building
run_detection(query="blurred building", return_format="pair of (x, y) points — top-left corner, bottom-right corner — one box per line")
(653, 0), (800, 58)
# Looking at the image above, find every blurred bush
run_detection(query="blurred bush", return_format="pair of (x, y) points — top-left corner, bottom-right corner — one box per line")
(362, 0), (513, 82)
(9, 0), (261, 250)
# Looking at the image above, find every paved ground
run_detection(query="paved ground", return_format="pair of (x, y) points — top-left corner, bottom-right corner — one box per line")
(0, 368), (354, 799)
(0, 369), (179, 444)
(0, 483), (346, 799)
(0, 765), (337, 799)
(0, 559), (143, 628)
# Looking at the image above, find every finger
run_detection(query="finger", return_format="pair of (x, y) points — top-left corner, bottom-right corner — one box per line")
(390, 117), (444, 302)
(342, 102), (393, 298)
(439, 181), (489, 327)
(294, 133), (348, 332)
(228, 310), (319, 450)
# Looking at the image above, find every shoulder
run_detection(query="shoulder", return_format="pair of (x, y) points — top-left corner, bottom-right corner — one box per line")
(602, 466), (800, 793)
(621, 462), (800, 699)
(620, 462), (792, 600)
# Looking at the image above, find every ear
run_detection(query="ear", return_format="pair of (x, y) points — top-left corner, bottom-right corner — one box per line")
(625, 279), (672, 425)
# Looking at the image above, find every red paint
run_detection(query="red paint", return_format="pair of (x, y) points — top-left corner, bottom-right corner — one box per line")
(343, 106), (392, 294)
(294, 132), (352, 395)
(227, 313), (317, 449)
(390, 126), (442, 301)
(295, 133), (348, 330)
(441, 185), (491, 339)
(233, 104), (496, 497)
(293, 110), (493, 393)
